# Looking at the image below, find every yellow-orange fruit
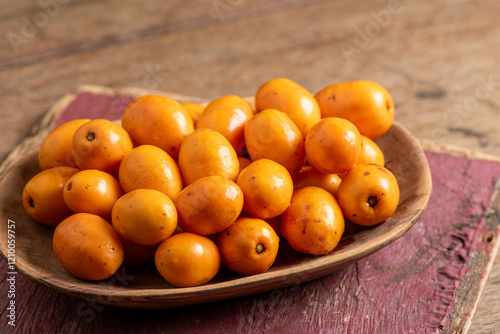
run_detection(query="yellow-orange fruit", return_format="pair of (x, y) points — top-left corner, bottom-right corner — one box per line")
(122, 95), (194, 159)
(255, 78), (321, 137)
(315, 80), (395, 139)
(53, 213), (124, 280)
(178, 128), (239, 186)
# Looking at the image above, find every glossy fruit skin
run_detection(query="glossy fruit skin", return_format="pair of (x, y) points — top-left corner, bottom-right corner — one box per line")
(337, 164), (400, 226)
(180, 102), (204, 126)
(155, 232), (221, 287)
(237, 159), (293, 219)
(178, 128), (239, 186)
(217, 217), (280, 275)
(38, 119), (91, 170)
(196, 95), (254, 155)
(63, 169), (123, 219)
(112, 189), (177, 246)
(314, 81), (395, 139)
(358, 135), (385, 166)
(281, 186), (345, 256)
(175, 176), (243, 235)
(23, 166), (80, 227)
(255, 78), (321, 137)
(245, 108), (305, 177)
(118, 145), (183, 200)
(293, 166), (342, 197)
(71, 119), (133, 177)
(122, 95), (194, 159)
(305, 117), (362, 174)
(53, 213), (124, 280)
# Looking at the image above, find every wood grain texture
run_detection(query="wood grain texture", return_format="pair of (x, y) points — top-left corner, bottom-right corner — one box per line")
(1, 0), (500, 332)
(0, 0), (318, 69)
(2, 0), (500, 166)
(0, 0), (500, 164)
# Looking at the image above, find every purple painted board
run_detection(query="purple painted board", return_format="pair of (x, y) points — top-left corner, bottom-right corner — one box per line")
(55, 91), (135, 127)
(1, 89), (500, 333)
(1, 150), (499, 333)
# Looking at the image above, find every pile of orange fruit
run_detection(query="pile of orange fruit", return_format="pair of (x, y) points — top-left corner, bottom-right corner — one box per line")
(22, 78), (400, 287)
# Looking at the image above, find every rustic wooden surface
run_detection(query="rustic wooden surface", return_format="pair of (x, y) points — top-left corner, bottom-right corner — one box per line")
(1, 0), (500, 332)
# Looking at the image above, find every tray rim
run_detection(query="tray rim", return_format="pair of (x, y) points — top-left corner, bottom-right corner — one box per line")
(0, 120), (432, 309)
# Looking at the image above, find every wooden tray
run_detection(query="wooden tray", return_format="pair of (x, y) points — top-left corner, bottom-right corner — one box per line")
(0, 119), (432, 308)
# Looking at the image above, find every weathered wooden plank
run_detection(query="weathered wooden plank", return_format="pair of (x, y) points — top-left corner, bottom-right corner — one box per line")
(0, 0), (86, 19)
(1, 0), (500, 165)
(0, 0), (325, 164)
(0, 0), (318, 68)
(472, 263), (500, 333)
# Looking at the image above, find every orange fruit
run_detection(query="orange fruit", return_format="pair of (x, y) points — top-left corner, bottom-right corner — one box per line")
(358, 135), (385, 166)
(175, 175), (244, 235)
(281, 187), (345, 256)
(305, 117), (362, 174)
(180, 102), (204, 126)
(22, 166), (80, 227)
(38, 119), (90, 170)
(244, 109), (305, 176)
(178, 128), (239, 186)
(217, 217), (280, 275)
(155, 232), (221, 287)
(314, 80), (395, 139)
(237, 159), (293, 219)
(122, 95), (194, 159)
(118, 145), (183, 200)
(255, 78), (321, 137)
(196, 95), (254, 155)
(336, 164), (400, 226)
(53, 213), (124, 280)
(63, 169), (123, 219)
(292, 166), (342, 197)
(112, 189), (178, 246)
(71, 119), (133, 177)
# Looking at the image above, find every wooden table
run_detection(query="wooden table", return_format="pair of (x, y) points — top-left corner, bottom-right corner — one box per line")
(1, 0), (500, 332)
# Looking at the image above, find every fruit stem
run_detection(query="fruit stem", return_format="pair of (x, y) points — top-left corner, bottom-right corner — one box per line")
(367, 196), (378, 208)
(255, 243), (265, 254)
(86, 132), (95, 141)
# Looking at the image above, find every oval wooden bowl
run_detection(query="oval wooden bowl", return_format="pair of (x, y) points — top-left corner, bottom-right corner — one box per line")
(0, 121), (432, 309)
